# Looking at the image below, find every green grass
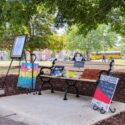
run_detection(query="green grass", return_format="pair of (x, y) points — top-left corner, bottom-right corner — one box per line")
(0, 61), (52, 67)
(114, 59), (125, 66)
(0, 59), (124, 74)
(0, 61), (52, 74)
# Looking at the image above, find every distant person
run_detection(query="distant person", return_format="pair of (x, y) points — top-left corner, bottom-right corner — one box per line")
(102, 55), (106, 62)
(1, 55), (3, 61)
(1, 56), (3, 60)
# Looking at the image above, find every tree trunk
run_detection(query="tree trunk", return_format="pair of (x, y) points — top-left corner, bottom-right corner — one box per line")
(86, 50), (90, 61)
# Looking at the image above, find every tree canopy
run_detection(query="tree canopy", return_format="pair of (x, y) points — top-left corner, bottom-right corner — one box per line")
(66, 24), (117, 59)
(45, 0), (125, 35)
(0, 0), (65, 51)
(0, 0), (124, 52)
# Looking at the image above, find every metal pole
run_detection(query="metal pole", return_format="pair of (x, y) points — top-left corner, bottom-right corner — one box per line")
(2, 58), (13, 88)
(30, 53), (36, 91)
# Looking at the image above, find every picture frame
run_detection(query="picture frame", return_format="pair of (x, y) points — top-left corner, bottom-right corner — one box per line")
(11, 35), (27, 58)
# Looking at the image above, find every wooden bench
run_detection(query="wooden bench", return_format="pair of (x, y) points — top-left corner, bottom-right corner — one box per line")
(38, 59), (114, 100)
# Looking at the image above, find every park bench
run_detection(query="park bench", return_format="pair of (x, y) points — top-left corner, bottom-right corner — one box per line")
(38, 59), (114, 100)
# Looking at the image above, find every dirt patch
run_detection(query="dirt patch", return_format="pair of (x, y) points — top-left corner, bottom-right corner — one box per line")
(94, 111), (125, 125)
(0, 74), (49, 96)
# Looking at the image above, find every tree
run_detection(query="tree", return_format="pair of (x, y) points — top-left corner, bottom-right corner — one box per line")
(0, 0), (61, 52)
(66, 24), (117, 60)
(48, 34), (66, 51)
(45, 0), (125, 35)
(119, 37), (125, 54)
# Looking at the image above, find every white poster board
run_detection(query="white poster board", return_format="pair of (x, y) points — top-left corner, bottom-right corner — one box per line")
(11, 35), (27, 58)
(91, 74), (119, 112)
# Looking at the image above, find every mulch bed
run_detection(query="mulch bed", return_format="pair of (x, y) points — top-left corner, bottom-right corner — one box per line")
(94, 111), (125, 125)
(0, 74), (49, 96)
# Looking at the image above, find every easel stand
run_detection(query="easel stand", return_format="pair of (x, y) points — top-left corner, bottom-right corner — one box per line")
(93, 104), (116, 114)
(2, 52), (27, 90)
(92, 59), (117, 114)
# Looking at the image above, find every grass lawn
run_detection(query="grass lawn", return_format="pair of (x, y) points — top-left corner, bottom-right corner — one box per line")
(0, 59), (124, 74)
(0, 61), (52, 67)
(114, 59), (125, 66)
(0, 61), (52, 74)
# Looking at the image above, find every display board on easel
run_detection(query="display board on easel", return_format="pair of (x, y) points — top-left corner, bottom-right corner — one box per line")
(2, 35), (27, 88)
(11, 35), (27, 58)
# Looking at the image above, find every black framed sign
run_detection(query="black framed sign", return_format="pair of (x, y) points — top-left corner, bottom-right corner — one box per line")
(11, 35), (27, 58)
(74, 61), (85, 68)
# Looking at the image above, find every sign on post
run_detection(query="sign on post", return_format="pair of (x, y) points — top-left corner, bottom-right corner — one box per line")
(91, 74), (119, 112)
(11, 35), (27, 58)
(73, 55), (85, 68)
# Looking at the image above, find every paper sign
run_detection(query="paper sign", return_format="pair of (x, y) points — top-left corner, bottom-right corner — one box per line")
(11, 35), (27, 58)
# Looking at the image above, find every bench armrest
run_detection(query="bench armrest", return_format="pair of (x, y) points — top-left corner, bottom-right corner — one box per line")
(39, 66), (53, 76)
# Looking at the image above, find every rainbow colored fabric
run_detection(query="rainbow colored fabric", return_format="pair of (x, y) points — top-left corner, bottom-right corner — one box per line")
(17, 63), (39, 89)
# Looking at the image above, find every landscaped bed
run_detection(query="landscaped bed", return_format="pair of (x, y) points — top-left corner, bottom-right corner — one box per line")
(0, 70), (125, 125)
(94, 111), (125, 125)
(0, 71), (124, 102)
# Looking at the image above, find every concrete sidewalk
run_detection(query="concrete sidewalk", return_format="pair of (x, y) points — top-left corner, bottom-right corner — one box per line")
(0, 117), (27, 125)
(0, 90), (124, 125)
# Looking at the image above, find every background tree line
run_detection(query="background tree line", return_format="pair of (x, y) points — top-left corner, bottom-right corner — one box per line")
(0, 0), (125, 59)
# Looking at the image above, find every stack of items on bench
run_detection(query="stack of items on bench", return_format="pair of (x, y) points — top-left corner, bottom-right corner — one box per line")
(38, 59), (114, 100)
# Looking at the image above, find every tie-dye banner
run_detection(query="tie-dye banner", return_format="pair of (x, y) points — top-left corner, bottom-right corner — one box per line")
(17, 62), (39, 89)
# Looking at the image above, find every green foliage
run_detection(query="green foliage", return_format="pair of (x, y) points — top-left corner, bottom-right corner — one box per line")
(45, 0), (125, 35)
(0, 0), (60, 51)
(119, 38), (125, 54)
(48, 34), (66, 51)
(0, 0), (124, 52)
(66, 24), (117, 54)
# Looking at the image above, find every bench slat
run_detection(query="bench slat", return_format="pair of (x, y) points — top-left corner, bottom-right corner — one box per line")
(40, 75), (96, 83)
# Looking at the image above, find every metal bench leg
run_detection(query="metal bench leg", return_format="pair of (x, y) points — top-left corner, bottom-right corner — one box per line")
(49, 82), (54, 93)
(64, 85), (70, 100)
(64, 79), (71, 100)
(38, 81), (45, 95)
(64, 80), (80, 100)
(74, 85), (80, 97)
(38, 77), (53, 95)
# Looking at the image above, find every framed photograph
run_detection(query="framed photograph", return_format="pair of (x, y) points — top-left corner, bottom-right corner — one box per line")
(11, 35), (27, 58)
